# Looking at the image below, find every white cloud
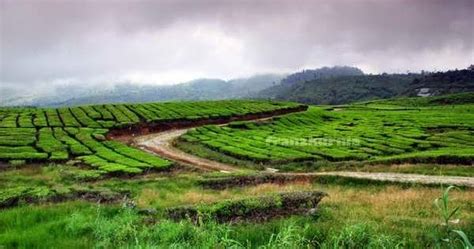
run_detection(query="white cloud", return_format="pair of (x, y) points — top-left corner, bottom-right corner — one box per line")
(0, 0), (472, 99)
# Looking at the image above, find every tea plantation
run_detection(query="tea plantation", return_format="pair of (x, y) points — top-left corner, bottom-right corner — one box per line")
(180, 93), (474, 168)
(0, 95), (472, 248)
(0, 100), (300, 174)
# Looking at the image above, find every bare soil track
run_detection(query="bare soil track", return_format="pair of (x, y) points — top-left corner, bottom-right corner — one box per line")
(128, 111), (474, 188)
(135, 128), (238, 172)
(286, 172), (474, 188)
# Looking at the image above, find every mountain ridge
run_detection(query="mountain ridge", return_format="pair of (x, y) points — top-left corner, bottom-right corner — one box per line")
(2, 66), (473, 107)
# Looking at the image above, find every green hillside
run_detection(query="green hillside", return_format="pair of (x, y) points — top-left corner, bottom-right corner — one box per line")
(257, 74), (418, 104)
(257, 68), (474, 105)
(0, 100), (301, 174)
(403, 69), (474, 96)
(179, 93), (474, 170)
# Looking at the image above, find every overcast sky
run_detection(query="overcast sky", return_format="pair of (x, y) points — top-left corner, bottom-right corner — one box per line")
(1, 0), (473, 97)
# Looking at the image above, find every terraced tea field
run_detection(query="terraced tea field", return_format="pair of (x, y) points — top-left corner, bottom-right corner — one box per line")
(178, 97), (474, 170)
(0, 100), (301, 174)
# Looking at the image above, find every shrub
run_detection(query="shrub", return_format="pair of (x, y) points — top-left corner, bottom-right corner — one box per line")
(434, 186), (473, 248)
(8, 159), (26, 166)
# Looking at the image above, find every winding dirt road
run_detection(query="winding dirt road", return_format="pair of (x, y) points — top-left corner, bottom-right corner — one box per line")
(134, 128), (239, 173)
(133, 123), (474, 188)
(286, 172), (474, 188)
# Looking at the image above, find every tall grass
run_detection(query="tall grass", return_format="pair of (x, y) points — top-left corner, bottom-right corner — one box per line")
(62, 204), (404, 249)
(1, 184), (471, 248)
(319, 223), (404, 249)
(434, 186), (473, 249)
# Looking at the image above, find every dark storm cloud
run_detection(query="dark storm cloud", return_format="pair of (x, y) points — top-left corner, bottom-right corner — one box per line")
(0, 0), (473, 96)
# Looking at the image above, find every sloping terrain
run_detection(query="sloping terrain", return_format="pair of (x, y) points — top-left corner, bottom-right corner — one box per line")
(177, 93), (474, 169)
(0, 100), (303, 174)
(135, 127), (474, 187)
(0, 95), (473, 248)
(403, 69), (474, 97)
(2, 74), (285, 107)
(257, 68), (474, 105)
(257, 74), (418, 104)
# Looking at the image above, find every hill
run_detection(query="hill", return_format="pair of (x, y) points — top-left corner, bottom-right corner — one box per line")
(256, 66), (474, 105)
(3, 66), (474, 107)
(257, 74), (418, 105)
(403, 68), (474, 97)
(1, 74), (284, 107)
(280, 66), (364, 86)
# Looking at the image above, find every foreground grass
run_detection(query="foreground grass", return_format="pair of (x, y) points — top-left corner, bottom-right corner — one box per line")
(0, 202), (95, 248)
(0, 202), (404, 248)
(0, 173), (472, 248)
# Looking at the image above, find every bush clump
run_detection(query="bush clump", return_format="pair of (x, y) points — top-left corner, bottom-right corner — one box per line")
(167, 191), (327, 223)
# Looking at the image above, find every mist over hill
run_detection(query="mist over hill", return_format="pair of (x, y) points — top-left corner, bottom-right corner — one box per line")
(1, 74), (283, 107)
(2, 66), (473, 107)
(1, 66), (364, 106)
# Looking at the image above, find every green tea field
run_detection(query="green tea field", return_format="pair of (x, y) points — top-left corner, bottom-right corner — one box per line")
(0, 100), (300, 173)
(178, 93), (474, 170)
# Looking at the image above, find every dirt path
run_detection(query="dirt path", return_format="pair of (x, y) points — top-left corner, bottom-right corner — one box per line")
(133, 116), (278, 173)
(285, 172), (474, 188)
(133, 122), (474, 188)
(134, 128), (240, 173)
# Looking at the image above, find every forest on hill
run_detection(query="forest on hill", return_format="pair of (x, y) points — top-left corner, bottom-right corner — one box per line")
(257, 67), (474, 105)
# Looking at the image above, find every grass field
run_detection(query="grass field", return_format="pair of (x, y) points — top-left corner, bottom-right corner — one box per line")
(0, 94), (473, 248)
(0, 165), (472, 248)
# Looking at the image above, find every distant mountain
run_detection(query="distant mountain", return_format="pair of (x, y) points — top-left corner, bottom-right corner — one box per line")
(256, 65), (370, 104)
(0, 83), (111, 107)
(5, 74), (284, 107)
(280, 66), (364, 86)
(228, 74), (282, 96)
(4, 65), (473, 107)
(257, 73), (419, 105)
(256, 66), (474, 105)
